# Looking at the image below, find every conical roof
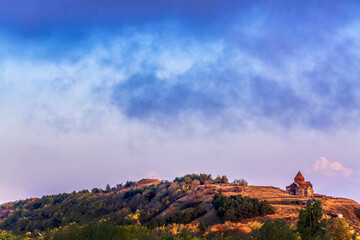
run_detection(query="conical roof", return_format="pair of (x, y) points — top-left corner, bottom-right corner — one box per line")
(294, 171), (305, 183)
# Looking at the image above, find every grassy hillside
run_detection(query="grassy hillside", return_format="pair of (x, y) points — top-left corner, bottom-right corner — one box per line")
(0, 174), (359, 239)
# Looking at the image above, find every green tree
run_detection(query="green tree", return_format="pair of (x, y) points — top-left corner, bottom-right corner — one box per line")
(50, 223), (81, 240)
(79, 221), (120, 240)
(220, 175), (229, 184)
(252, 219), (301, 240)
(199, 174), (212, 184)
(91, 188), (101, 194)
(297, 200), (326, 239)
(233, 178), (248, 186)
(0, 230), (15, 240)
(116, 225), (154, 240)
(105, 184), (111, 193)
(212, 193), (275, 222)
(198, 221), (207, 234)
(214, 175), (222, 183)
(325, 218), (354, 240)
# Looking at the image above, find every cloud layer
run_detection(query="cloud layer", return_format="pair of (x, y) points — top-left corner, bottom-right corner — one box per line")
(1, 1), (360, 202)
(2, 19), (360, 132)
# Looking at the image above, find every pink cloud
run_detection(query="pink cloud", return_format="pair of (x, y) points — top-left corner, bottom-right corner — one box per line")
(313, 157), (353, 177)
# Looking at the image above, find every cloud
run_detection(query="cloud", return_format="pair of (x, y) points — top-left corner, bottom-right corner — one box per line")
(1, 1), (360, 203)
(108, 21), (360, 131)
(313, 157), (353, 177)
(2, 19), (360, 133)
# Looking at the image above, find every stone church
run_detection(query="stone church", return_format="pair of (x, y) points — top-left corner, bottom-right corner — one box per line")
(286, 171), (314, 197)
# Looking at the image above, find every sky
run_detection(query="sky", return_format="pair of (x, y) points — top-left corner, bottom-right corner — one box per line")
(1, 0), (360, 203)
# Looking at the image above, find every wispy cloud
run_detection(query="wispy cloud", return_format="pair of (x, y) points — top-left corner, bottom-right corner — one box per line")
(313, 157), (353, 177)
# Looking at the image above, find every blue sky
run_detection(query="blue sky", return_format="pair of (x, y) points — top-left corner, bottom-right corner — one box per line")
(1, 1), (360, 203)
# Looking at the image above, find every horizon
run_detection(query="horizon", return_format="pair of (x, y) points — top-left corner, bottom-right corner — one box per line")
(1, 1), (360, 204)
(0, 169), (355, 204)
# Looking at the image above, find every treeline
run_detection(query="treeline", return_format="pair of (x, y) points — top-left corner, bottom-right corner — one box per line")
(0, 222), (203, 240)
(0, 173), (248, 235)
(0, 200), (356, 240)
(212, 193), (275, 221)
(0, 182), (184, 234)
(174, 173), (229, 184)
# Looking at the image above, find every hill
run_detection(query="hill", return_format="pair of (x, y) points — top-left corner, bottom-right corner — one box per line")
(0, 174), (359, 238)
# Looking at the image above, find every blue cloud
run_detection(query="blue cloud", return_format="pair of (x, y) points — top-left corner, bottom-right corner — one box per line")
(112, 74), (225, 120)
(107, 19), (360, 131)
(2, 1), (360, 132)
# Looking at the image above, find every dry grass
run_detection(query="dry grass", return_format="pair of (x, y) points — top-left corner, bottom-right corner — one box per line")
(128, 181), (360, 234)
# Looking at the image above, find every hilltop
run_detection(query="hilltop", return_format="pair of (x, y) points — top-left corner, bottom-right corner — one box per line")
(0, 174), (359, 238)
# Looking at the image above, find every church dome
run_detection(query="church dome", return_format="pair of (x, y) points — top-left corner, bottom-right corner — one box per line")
(294, 171), (305, 183)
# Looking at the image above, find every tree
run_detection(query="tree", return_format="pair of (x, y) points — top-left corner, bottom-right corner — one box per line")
(220, 175), (229, 184)
(198, 221), (207, 234)
(212, 193), (275, 222)
(91, 188), (101, 194)
(105, 184), (111, 193)
(79, 222), (119, 240)
(252, 219), (301, 240)
(214, 175), (222, 183)
(233, 178), (248, 186)
(297, 200), (326, 239)
(199, 174), (212, 184)
(325, 218), (354, 240)
(214, 175), (229, 184)
(0, 230), (16, 240)
(124, 181), (135, 188)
